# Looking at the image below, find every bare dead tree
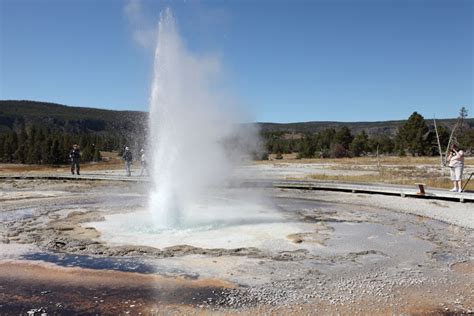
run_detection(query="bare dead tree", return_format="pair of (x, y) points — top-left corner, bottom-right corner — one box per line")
(445, 120), (459, 165)
(376, 144), (383, 178)
(433, 117), (443, 168)
(444, 107), (468, 165)
(458, 106), (468, 134)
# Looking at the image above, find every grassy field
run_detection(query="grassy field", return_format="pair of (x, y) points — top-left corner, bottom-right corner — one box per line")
(263, 154), (474, 191)
(0, 151), (124, 174)
(262, 153), (452, 166)
(1, 152), (473, 191)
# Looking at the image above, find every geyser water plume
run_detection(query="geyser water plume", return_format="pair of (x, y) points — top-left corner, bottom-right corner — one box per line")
(148, 9), (259, 229)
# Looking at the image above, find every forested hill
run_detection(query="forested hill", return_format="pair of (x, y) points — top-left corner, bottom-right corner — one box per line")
(0, 100), (147, 135)
(0, 100), (148, 164)
(2, 100), (470, 137)
(258, 118), (472, 137)
(0, 100), (472, 163)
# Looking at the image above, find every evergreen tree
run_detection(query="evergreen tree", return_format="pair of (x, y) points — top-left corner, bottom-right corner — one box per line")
(458, 106), (469, 134)
(81, 144), (94, 162)
(93, 147), (102, 162)
(330, 143), (350, 158)
(316, 128), (336, 152)
(432, 124), (450, 155)
(31, 143), (43, 164)
(368, 135), (395, 154)
(26, 125), (37, 164)
(80, 134), (90, 149)
(3, 131), (18, 162)
(334, 126), (354, 150)
(43, 138), (53, 164)
(437, 124), (450, 148)
(14, 125), (28, 163)
(350, 130), (369, 156)
(455, 107), (472, 151)
(62, 135), (73, 164)
(50, 139), (62, 165)
(0, 136), (5, 162)
(297, 134), (316, 158)
(459, 129), (474, 152)
(396, 112), (430, 156)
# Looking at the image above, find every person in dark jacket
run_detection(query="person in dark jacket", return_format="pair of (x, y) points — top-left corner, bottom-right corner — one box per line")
(123, 146), (133, 177)
(69, 144), (81, 175)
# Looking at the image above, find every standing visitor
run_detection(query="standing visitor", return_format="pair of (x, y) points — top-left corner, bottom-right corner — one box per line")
(69, 144), (81, 175)
(447, 144), (464, 192)
(123, 146), (133, 177)
(139, 149), (148, 177)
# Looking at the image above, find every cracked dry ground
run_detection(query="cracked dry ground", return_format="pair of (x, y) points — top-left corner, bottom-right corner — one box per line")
(0, 179), (473, 315)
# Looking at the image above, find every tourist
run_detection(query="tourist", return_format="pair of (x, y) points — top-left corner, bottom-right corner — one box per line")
(69, 144), (81, 175)
(447, 144), (464, 192)
(123, 146), (133, 177)
(139, 148), (148, 177)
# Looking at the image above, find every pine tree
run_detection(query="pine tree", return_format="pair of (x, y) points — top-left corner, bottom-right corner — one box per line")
(330, 143), (349, 158)
(43, 138), (53, 164)
(50, 139), (62, 165)
(93, 147), (102, 162)
(396, 112), (430, 156)
(26, 125), (37, 164)
(297, 134), (316, 158)
(435, 124), (450, 153)
(316, 128), (336, 152)
(81, 144), (93, 162)
(14, 125), (28, 163)
(3, 131), (18, 162)
(62, 135), (73, 164)
(368, 135), (394, 154)
(350, 131), (369, 156)
(458, 107), (468, 134)
(0, 136), (4, 162)
(334, 126), (354, 150)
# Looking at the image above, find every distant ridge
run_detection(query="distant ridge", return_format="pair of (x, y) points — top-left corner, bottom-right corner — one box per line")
(257, 118), (470, 137)
(0, 100), (471, 137)
(0, 100), (147, 135)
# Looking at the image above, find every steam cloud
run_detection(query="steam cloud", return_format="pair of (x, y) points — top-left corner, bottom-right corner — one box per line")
(124, 0), (156, 49)
(148, 9), (261, 228)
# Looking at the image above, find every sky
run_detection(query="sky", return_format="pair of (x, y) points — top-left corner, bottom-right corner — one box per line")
(0, 0), (472, 123)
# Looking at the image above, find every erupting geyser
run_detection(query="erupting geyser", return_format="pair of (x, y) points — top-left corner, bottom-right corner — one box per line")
(148, 9), (259, 229)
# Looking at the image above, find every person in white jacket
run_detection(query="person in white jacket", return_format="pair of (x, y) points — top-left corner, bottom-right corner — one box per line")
(447, 144), (464, 192)
(139, 149), (148, 177)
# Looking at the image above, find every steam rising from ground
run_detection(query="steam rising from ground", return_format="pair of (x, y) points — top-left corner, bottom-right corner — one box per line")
(148, 9), (264, 229)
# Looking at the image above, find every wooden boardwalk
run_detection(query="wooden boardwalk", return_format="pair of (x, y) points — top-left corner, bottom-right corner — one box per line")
(271, 180), (474, 203)
(0, 175), (473, 203)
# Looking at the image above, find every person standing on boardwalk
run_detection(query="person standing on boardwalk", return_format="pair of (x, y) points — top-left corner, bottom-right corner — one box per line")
(69, 144), (81, 175)
(139, 149), (148, 177)
(123, 146), (133, 177)
(447, 144), (464, 192)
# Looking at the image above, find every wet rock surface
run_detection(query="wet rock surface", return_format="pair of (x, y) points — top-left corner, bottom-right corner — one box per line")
(1, 179), (473, 314)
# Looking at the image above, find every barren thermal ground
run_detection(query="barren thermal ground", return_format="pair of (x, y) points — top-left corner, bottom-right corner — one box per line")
(0, 172), (473, 315)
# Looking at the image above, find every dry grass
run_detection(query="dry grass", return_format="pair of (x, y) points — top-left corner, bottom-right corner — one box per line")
(0, 151), (124, 173)
(262, 154), (473, 166)
(308, 167), (474, 191)
(1, 152), (473, 191)
(259, 155), (474, 190)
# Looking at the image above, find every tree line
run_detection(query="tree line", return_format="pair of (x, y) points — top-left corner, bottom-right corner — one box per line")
(263, 111), (474, 159)
(1, 110), (472, 165)
(0, 124), (130, 165)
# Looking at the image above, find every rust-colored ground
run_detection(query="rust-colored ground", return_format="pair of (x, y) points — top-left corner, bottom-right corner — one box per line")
(1, 261), (472, 315)
(0, 261), (233, 314)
